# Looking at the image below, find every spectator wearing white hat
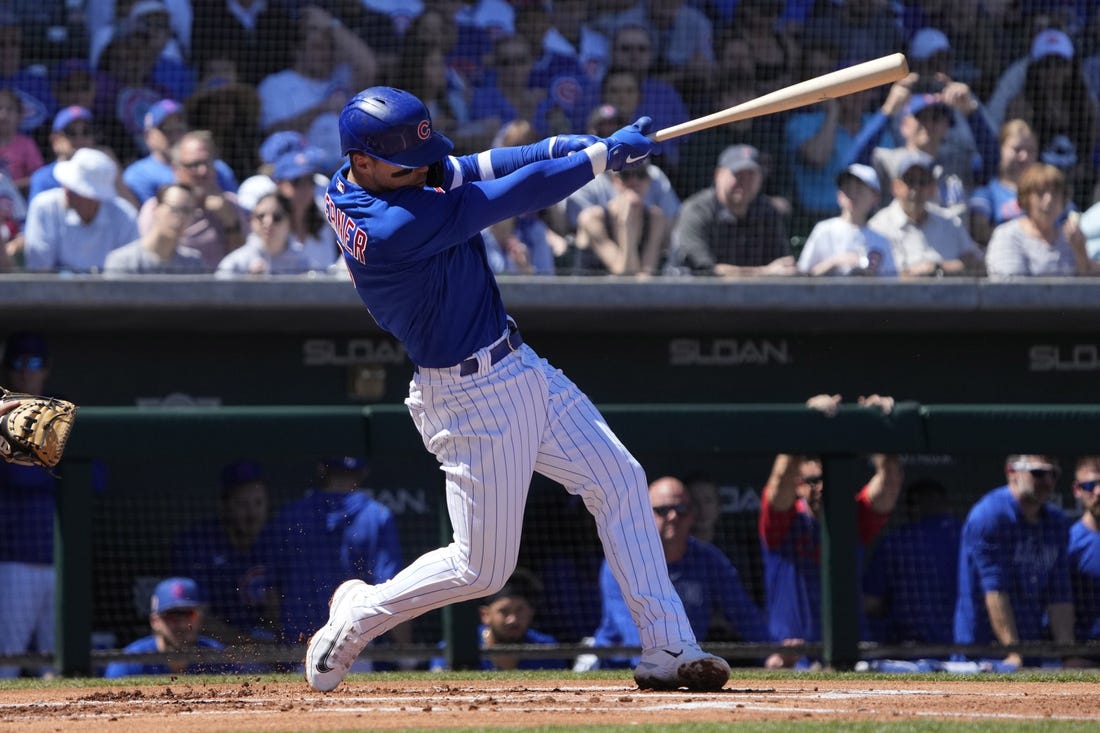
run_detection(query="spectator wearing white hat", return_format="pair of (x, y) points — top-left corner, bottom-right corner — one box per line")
(22, 147), (138, 272)
(797, 164), (897, 277)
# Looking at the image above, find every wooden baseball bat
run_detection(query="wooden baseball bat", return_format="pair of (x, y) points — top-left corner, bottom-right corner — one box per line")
(650, 53), (909, 143)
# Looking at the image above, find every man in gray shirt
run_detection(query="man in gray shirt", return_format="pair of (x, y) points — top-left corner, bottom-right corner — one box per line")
(104, 183), (207, 274)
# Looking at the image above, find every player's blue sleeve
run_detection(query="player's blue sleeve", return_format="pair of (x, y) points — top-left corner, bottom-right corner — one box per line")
(966, 108), (1000, 184)
(440, 136), (597, 190)
(966, 509), (1008, 593)
(1048, 516), (1073, 605)
(380, 153), (598, 263)
(842, 111), (891, 167)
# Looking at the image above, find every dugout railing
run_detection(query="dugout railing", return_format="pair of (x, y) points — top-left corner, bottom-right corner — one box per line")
(39, 402), (1100, 676)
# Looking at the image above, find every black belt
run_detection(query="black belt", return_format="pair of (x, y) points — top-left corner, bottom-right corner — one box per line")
(458, 325), (523, 376)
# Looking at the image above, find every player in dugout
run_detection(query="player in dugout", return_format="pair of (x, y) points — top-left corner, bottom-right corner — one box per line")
(303, 86), (731, 693)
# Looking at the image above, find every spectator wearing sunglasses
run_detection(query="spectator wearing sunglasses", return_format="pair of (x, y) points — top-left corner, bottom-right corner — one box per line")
(0, 332), (58, 678)
(136, 131), (249, 270)
(104, 577), (240, 678)
(215, 192), (310, 278)
(1068, 457), (1100, 659)
(758, 394), (902, 668)
(104, 183), (207, 275)
(581, 475), (770, 670)
(953, 454), (1076, 670)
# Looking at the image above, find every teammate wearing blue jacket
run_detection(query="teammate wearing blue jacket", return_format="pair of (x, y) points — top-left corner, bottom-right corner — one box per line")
(260, 457), (401, 646)
(591, 476), (771, 667)
(953, 455), (1076, 670)
(1068, 457), (1100, 647)
(305, 86), (730, 693)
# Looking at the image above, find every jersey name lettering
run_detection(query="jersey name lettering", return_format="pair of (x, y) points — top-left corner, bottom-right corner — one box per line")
(324, 193), (369, 265)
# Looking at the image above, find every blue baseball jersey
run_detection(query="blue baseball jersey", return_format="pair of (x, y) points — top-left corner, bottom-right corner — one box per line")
(103, 635), (237, 678)
(1068, 520), (1100, 641)
(258, 490), (401, 643)
(170, 519), (267, 639)
(863, 513), (962, 644)
(759, 486), (889, 642)
(593, 537), (771, 657)
(953, 486), (1072, 645)
(324, 140), (597, 367)
(0, 463), (55, 564)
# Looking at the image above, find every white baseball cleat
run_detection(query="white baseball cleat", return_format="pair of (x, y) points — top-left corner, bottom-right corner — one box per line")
(633, 642), (731, 691)
(305, 579), (371, 692)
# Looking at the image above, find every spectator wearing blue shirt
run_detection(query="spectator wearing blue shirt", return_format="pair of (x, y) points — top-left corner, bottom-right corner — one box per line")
(1068, 457), (1100, 653)
(432, 568), (568, 671)
(170, 460), (272, 645)
(104, 577), (238, 678)
(586, 476), (770, 669)
(954, 455), (1076, 670)
(258, 457), (402, 647)
(863, 478), (962, 646)
(123, 99), (238, 205)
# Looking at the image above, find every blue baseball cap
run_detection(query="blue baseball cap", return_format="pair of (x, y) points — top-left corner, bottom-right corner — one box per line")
(143, 99), (184, 131)
(220, 459), (265, 493)
(273, 147), (326, 182)
(52, 105), (93, 133)
(2, 332), (49, 369)
(260, 131), (308, 165)
(151, 577), (202, 613)
(322, 456), (369, 473)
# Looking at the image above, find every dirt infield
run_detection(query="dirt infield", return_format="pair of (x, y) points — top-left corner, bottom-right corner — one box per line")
(1, 676), (1096, 732)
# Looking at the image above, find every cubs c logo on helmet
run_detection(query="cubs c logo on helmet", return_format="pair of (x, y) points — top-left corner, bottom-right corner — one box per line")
(417, 120), (431, 141)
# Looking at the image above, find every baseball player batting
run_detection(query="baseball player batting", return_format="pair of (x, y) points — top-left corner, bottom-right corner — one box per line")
(305, 87), (730, 693)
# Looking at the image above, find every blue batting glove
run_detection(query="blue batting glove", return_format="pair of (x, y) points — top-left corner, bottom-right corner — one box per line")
(604, 117), (655, 172)
(549, 134), (601, 158)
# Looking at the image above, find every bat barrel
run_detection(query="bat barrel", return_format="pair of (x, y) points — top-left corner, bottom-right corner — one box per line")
(650, 53), (909, 143)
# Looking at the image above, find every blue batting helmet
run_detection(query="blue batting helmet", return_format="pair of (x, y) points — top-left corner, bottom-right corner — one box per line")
(338, 87), (454, 168)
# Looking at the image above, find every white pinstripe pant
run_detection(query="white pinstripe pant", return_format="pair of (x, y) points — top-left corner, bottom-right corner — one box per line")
(351, 336), (694, 651)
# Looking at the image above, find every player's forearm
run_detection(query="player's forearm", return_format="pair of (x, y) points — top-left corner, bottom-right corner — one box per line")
(763, 453), (801, 510)
(865, 454), (902, 514)
(985, 590), (1020, 646)
(472, 153), (598, 226)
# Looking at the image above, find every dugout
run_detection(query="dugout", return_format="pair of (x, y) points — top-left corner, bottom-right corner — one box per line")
(2, 276), (1098, 674)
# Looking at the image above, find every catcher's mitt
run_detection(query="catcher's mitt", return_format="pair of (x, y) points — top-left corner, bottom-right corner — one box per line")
(0, 388), (78, 471)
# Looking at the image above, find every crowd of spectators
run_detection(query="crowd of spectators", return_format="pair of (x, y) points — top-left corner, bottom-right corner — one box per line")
(2, 1), (1100, 277)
